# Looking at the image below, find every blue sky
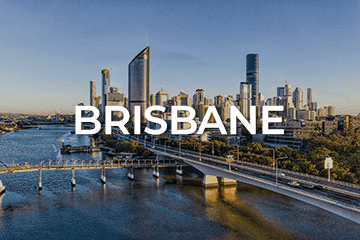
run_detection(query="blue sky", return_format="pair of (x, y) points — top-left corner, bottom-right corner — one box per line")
(0, 0), (359, 115)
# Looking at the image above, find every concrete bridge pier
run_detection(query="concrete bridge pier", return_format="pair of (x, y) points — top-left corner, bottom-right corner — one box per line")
(100, 167), (106, 184)
(176, 165), (183, 175)
(219, 177), (237, 187)
(71, 168), (76, 187)
(153, 165), (160, 178)
(202, 175), (219, 188)
(38, 168), (42, 190)
(128, 167), (135, 181)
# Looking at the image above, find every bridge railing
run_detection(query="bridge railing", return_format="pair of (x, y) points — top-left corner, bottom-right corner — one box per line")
(121, 133), (360, 190)
(173, 153), (360, 213)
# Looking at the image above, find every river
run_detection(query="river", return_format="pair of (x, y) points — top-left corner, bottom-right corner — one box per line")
(0, 126), (359, 239)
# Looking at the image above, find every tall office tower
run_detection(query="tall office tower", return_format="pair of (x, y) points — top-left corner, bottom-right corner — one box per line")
(155, 87), (169, 107)
(128, 46), (150, 123)
(150, 93), (156, 106)
(178, 90), (191, 106)
(108, 91), (125, 120)
(193, 89), (205, 119)
(193, 89), (204, 108)
(277, 87), (285, 97)
(323, 106), (329, 116)
(307, 88), (312, 106)
(246, 53), (259, 108)
(222, 96), (234, 122)
(240, 82), (252, 119)
(101, 69), (110, 121)
(214, 95), (223, 108)
(310, 102), (317, 111)
(204, 97), (213, 106)
(90, 81), (96, 107)
(235, 94), (240, 107)
(259, 92), (265, 106)
(328, 105), (335, 116)
(293, 87), (303, 110)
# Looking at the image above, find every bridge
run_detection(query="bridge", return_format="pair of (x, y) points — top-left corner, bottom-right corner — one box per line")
(0, 158), (186, 189)
(113, 130), (360, 224)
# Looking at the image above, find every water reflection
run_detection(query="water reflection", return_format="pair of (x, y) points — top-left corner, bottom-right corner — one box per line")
(222, 186), (237, 202)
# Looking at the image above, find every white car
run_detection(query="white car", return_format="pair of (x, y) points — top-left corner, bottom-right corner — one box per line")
(279, 172), (285, 176)
(287, 181), (300, 187)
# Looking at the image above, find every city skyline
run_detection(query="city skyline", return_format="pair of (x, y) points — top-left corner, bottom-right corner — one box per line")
(1, 1), (359, 115)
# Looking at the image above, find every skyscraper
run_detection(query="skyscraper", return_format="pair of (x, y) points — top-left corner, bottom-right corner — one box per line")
(246, 53), (259, 108)
(128, 46), (150, 123)
(101, 69), (110, 121)
(240, 82), (252, 119)
(307, 88), (312, 106)
(178, 90), (191, 106)
(294, 87), (303, 110)
(277, 87), (285, 97)
(155, 87), (169, 107)
(90, 80), (96, 107)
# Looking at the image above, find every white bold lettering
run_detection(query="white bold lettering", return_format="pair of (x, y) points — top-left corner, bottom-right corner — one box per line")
(144, 106), (167, 135)
(75, 106), (101, 134)
(262, 106), (284, 134)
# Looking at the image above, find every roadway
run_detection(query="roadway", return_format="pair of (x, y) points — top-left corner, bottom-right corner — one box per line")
(114, 133), (360, 209)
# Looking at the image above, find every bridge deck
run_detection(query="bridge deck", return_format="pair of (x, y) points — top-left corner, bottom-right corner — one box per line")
(0, 159), (185, 173)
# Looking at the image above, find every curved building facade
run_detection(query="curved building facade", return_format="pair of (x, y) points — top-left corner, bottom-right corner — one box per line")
(128, 46), (150, 123)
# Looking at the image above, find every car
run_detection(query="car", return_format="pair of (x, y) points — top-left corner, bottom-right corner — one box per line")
(287, 181), (300, 187)
(314, 185), (324, 190)
(279, 172), (285, 177)
(302, 184), (314, 189)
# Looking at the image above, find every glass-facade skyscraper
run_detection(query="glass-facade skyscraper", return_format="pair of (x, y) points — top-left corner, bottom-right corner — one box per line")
(101, 69), (110, 122)
(128, 46), (150, 123)
(246, 53), (259, 108)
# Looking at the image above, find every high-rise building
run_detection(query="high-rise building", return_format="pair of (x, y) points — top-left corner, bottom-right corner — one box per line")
(310, 102), (317, 111)
(240, 82), (252, 119)
(204, 97), (213, 106)
(155, 87), (169, 107)
(214, 95), (223, 108)
(307, 88), (312, 106)
(246, 53), (259, 108)
(101, 69), (110, 121)
(193, 89), (205, 119)
(178, 90), (191, 106)
(128, 46), (150, 123)
(328, 105), (335, 116)
(293, 87), (303, 110)
(222, 96), (234, 122)
(108, 91), (125, 120)
(90, 80), (96, 107)
(277, 87), (285, 97)
(150, 93), (156, 106)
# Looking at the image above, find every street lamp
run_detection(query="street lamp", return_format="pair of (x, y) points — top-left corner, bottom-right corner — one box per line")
(267, 148), (275, 169)
(275, 157), (287, 185)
